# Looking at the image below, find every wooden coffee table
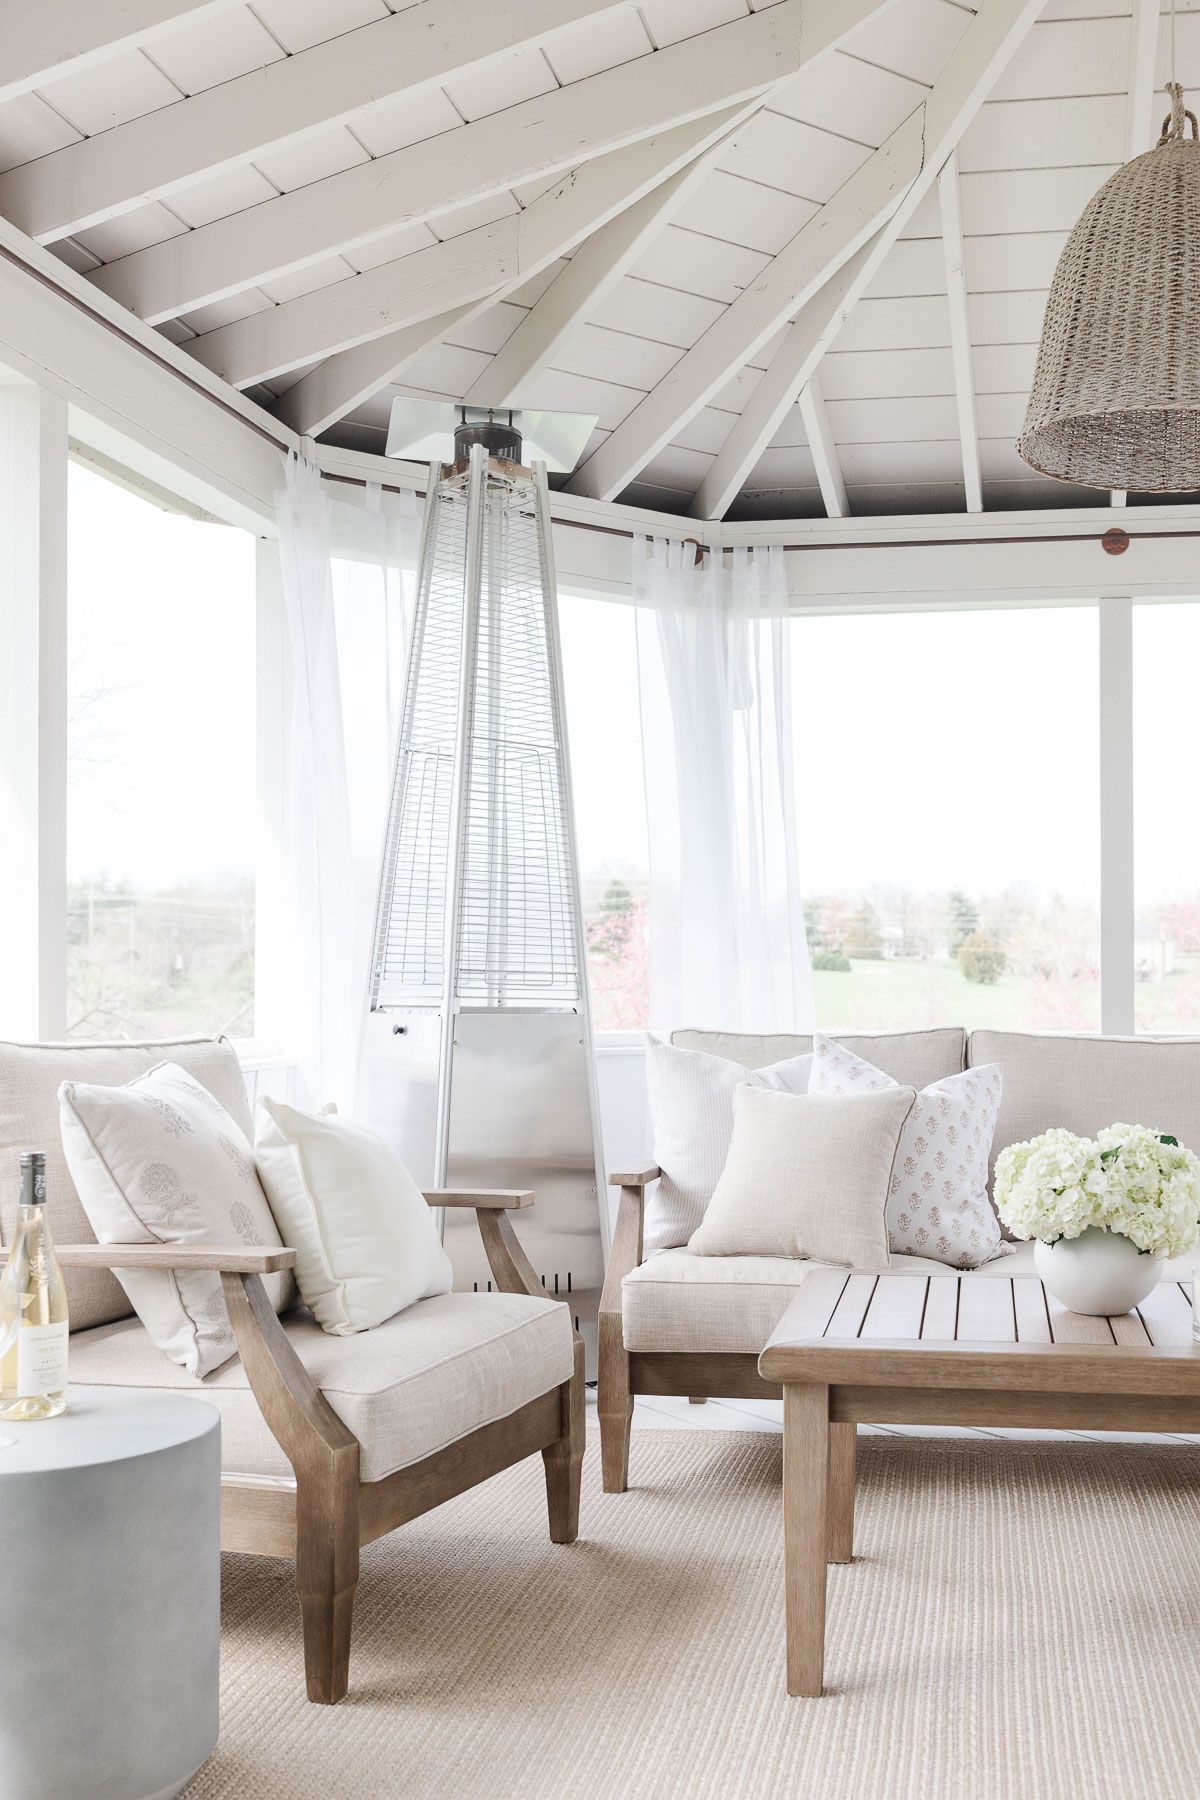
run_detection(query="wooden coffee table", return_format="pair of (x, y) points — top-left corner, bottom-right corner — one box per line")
(759, 1268), (1200, 1697)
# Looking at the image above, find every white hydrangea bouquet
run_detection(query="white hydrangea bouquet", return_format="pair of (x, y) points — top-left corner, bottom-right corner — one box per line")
(994, 1124), (1200, 1258)
(994, 1124), (1200, 1315)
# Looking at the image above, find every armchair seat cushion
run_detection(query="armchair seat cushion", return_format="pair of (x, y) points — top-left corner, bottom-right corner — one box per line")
(622, 1244), (1036, 1355)
(69, 1291), (573, 1483)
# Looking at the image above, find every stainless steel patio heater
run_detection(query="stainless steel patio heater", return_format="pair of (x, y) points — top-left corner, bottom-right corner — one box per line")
(366, 402), (609, 1360)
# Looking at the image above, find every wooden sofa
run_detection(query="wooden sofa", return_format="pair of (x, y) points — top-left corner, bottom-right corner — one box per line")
(599, 1025), (1200, 1492)
(0, 1036), (583, 1704)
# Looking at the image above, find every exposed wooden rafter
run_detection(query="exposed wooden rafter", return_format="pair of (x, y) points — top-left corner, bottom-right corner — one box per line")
(0, 0), (633, 243)
(464, 109), (760, 408)
(189, 110), (754, 390)
(567, 0), (1044, 514)
(88, 0), (894, 327)
(938, 153), (983, 513)
(797, 376), (849, 518)
(0, 0), (241, 106)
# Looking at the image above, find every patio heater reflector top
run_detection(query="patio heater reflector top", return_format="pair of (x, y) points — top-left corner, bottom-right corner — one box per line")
(385, 400), (598, 472)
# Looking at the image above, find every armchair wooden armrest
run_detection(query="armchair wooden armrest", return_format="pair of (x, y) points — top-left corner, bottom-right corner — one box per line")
(423, 1189), (546, 1299)
(424, 1189), (534, 1210)
(54, 1244), (298, 1275)
(608, 1166), (660, 1189)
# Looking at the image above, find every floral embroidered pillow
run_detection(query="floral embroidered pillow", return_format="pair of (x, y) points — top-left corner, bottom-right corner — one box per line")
(809, 1032), (1006, 1269)
(59, 1061), (292, 1376)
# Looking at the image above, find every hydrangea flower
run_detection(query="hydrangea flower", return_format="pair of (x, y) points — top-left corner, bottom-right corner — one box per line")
(994, 1124), (1200, 1259)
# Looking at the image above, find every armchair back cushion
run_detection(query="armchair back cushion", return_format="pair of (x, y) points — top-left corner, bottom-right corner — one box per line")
(0, 1036), (253, 1331)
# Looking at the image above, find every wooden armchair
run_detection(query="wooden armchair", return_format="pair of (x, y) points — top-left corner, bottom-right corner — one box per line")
(598, 1167), (781, 1492)
(59, 1191), (583, 1705)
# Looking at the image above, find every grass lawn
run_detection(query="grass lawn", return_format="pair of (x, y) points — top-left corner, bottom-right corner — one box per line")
(811, 957), (1101, 1034)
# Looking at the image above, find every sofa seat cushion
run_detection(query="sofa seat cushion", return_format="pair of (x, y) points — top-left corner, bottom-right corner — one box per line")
(69, 1291), (574, 1483)
(623, 1239), (1195, 1355)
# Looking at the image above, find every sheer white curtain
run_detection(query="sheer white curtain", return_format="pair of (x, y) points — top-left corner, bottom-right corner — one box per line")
(273, 454), (417, 1107)
(633, 534), (813, 1033)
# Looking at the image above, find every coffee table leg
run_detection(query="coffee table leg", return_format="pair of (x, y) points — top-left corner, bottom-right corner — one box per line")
(783, 1381), (830, 1697)
(828, 1422), (855, 1565)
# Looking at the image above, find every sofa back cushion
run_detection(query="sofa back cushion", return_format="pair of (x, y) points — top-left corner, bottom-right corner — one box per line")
(0, 1036), (252, 1332)
(672, 1027), (966, 1089)
(969, 1030), (1200, 1225)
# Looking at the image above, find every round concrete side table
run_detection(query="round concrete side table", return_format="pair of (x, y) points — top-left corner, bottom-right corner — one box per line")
(0, 1387), (220, 1800)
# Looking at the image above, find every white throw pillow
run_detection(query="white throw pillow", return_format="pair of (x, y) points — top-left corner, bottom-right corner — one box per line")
(59, 1061), (290, 1377)
(688, 1085), (914, 1266)
(254, 1098), (453, 1334)
(810, 1031), (1006, 1268)
(644, 1036), (812, 1252)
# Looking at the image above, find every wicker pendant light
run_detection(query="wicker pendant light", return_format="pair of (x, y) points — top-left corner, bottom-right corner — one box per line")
(1018, 79), (1200, 492)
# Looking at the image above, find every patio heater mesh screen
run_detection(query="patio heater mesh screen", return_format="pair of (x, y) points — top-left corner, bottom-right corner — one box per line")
(370, 458), (582, 1010)
(365, 444), (607, 1362)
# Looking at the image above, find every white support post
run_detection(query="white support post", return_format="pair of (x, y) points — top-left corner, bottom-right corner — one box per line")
(1099, 595), (1135, 1036)
(254, 533), (292, 1053)
(0, 385), (68, 1039)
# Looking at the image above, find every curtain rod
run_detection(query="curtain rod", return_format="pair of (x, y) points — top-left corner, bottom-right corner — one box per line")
(319, 471), (1200, 556)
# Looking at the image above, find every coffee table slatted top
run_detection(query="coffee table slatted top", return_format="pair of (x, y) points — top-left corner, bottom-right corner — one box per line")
(759, 1271), (1200, 1394)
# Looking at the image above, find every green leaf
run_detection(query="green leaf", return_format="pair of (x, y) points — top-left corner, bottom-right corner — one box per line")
(1159, 1134), (1179, 1147)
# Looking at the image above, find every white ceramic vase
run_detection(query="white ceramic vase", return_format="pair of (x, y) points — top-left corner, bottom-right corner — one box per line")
(1034, 1227), (1162, 1316)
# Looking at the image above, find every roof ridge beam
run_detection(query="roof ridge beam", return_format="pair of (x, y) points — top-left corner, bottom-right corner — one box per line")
(0, 0), (632, 242)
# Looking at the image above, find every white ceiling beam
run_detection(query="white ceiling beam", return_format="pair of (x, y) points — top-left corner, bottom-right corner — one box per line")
(566, 110), (921, 506)
(273, 310), (473, 439)
(188, 109), (754, 389)
(678, 0), (1044, 521)
(90, 0), (894, 327)
(269, 114), (755, 437)
(686, 237), (877, 521)
(464, 109), (760, 408)
(797, 375), (848, 518)
(0, 0), (633, 243)
(938, 153), (982, 513)
(0, 0), (242, 105)
(1112, 0), (1160, 509)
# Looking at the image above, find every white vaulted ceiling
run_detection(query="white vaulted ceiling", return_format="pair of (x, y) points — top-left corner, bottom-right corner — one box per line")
(0, 0), (1191, 520)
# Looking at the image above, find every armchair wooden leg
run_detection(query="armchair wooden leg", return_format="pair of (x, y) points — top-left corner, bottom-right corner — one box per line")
(599, 1401), (633, 1493)
(598, 1301), (634, 1493)
(295, 1468), (360, 1705)
(543, 1336), (585, 1544)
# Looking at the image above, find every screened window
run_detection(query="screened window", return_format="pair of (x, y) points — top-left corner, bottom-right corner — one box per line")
(66, 461), (256, 1040)
(790, 605), (1102, 1033)
(1134, 601), (1200, 1033)
(559, 594), (649, 1031)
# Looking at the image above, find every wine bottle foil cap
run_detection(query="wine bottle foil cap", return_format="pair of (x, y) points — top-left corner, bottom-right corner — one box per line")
(19, 1152), (45, 1168)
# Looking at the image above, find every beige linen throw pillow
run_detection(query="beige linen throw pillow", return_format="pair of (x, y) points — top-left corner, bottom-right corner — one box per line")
(688, 1085), (916, 1267)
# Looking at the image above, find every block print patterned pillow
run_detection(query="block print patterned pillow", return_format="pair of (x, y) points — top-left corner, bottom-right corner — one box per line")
(59, 1060), (292, 1376)
(810, 1032), (1006, 1269)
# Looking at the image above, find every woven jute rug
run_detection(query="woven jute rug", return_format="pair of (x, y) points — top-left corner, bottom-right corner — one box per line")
(185, 1430), (1200, 1800)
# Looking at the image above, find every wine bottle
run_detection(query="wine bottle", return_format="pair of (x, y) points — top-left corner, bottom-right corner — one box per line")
(0, 1152), (69, 1421)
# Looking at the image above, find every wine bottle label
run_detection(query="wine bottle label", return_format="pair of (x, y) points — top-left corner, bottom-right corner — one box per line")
(16, 1320), (68, 1396)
